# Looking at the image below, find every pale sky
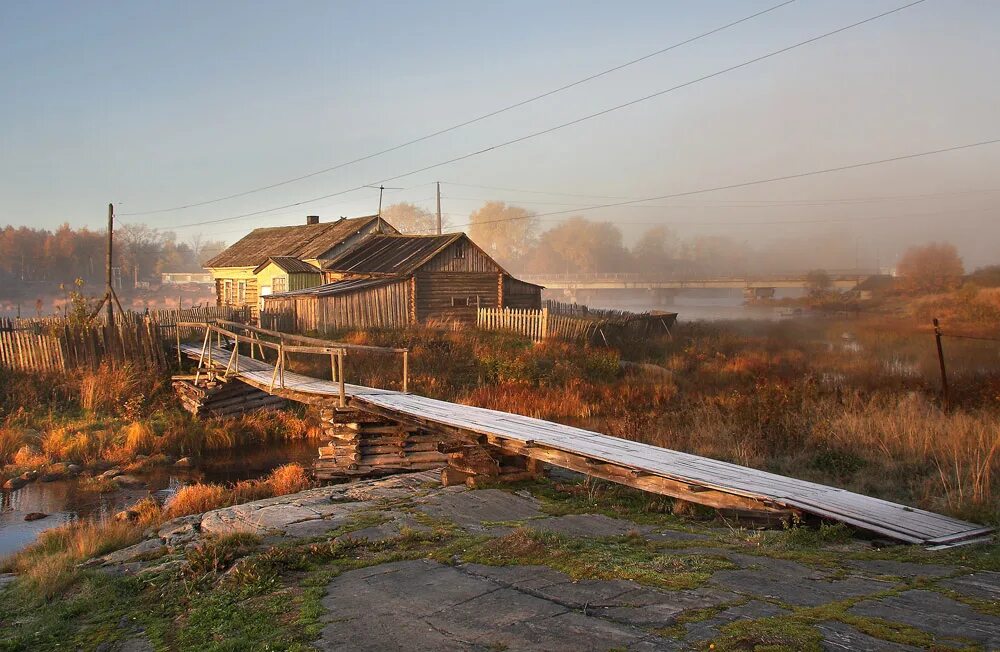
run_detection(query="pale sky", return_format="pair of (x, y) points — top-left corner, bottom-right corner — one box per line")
(1, 0), (998, 268)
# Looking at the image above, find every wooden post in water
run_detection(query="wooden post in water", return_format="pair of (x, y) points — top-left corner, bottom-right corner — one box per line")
(933, 318), (949, 410)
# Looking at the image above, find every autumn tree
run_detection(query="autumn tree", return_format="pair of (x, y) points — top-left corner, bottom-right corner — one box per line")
(527, 217), (629, 273)
(632, 226), (677, 274)
(467, 201), (537, 268)
(896, 242), (964, 293)
(381, 202), (439, 234)
(805, 269), (833, 296)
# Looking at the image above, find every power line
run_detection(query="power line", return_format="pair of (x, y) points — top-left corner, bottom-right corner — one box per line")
(531, 206), (994, 227)
(167, 0), (927, 231)
(440, 182), (1000, 206)
(447, 139), (1000, 229)
(120, 1), (797, 217)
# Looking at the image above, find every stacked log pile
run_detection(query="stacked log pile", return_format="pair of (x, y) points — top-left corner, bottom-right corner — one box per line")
(173, 378), (287, 418)
(314, 407), (449, 480)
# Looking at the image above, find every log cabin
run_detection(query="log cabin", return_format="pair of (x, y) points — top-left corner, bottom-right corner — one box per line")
(204, 215), (396, 318)
(261, 233), (542, 333)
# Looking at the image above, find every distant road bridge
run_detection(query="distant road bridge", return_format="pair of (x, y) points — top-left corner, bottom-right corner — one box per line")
(518, 270), (874, 291)
(517, 270), (877, 303)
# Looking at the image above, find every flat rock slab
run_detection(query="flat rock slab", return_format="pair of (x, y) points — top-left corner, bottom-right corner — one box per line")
(709, 556), (893, 606)
(938, 570), (1000, 601)
(816, 621), (921, 652)
(414, 488), (542, 531)
(337, 513), (431, 544)
(683, 600), (788, 644)
(93, 538), (165, 567)
(460, 563), (734, 628)
(529, 513), (643, 538)
(315, 559), (677, 651)
(848, 589), (1000, 648)
(0, 574), (15, 591)
(197, 470), (443, 537)
(844, 559), (956, 579)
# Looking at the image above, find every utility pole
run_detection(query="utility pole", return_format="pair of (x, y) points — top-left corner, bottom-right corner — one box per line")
(436, 182), (442, 235)
(91, 203), (124, 324)
(105, 202), (114, 325)
(377, 185), (385, 216)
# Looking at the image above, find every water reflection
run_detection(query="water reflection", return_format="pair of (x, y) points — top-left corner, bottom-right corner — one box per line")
(0, 439), (319, 559)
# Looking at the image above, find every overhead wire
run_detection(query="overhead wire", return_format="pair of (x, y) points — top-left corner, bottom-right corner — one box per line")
(165, 0), (928, 231)
(120, 1), (797, 217)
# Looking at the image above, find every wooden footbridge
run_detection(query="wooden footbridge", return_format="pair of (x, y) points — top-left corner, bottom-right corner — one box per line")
(175, 321), (993, 548)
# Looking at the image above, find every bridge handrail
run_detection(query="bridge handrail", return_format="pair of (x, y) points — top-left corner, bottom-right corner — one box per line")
(177, 319), (410, 398)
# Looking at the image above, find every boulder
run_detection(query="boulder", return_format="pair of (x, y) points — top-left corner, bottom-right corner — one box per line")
(113, 475), (146, 489)
(24, 512), (48, 521)
(115, 509), (141, 522)
(101, 468), (124, 479)
(174, 457), (193, 468)
(2, 477), (27, 491)
(40, 463), (69, 482)
(66, 464), (83, 475)
(18, 470), (38, 482)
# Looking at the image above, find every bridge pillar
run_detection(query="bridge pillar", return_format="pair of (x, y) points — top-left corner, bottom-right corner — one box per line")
(744, 287), (775, 301)
(651, 288), (678, 306)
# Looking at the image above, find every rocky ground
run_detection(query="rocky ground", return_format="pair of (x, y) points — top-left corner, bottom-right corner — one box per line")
(2, 470), (998, 651)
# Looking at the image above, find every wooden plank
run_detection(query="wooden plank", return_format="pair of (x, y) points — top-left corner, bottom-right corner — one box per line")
(177, 343), (991, 545)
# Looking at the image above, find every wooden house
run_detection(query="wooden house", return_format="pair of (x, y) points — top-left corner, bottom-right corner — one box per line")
(204, 215), (396, 317)
(262, 233), (542, 333)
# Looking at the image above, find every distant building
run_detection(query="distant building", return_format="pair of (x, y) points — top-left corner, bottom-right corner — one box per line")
(161, 272), (214, 285)
(262, 233), (542, 333)
(203, 215), (396, 317)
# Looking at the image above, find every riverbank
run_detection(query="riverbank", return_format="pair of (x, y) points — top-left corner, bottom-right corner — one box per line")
(1, 472), (996, 651)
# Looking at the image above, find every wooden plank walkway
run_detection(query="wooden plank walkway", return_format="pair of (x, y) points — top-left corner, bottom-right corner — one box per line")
(179, 344), (993, 547)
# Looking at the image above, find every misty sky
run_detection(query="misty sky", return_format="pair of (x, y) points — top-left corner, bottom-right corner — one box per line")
(1, 0), (998, 269)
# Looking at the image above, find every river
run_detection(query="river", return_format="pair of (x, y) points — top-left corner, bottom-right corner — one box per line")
(0, 440), (319, 559)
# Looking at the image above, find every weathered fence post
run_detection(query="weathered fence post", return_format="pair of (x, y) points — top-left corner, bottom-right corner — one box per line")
(933, 318), (949, 410)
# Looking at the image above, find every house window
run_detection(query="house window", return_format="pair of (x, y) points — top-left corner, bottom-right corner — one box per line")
(272, 276), (287, 293)
(237, 280), (247, 304)
(453, 245), (465, 259)
(451, 296), (479, 307)
(223, 280), (233, 304)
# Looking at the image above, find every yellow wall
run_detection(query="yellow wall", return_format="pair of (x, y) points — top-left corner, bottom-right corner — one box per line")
(255, 261), (322, 294)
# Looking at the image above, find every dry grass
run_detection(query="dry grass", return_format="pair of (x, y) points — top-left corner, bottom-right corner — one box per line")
(3, 464), (314, 601)
(79, 364), (142, 414)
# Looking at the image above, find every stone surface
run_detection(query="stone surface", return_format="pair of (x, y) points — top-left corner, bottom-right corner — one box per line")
(337, 513), (431, 543)
(113, 474), (146, 488)
(683, 600), (788, 643)
(174, 457), (193, 467)
(709, 555), (893, 606)
(414, 488), (542, 531)
(528, 513), (645, 538)
(94, 538), (165, 567)
(23, 512), (48, 521)
(460, 563), (733, 628)
(939, 570), (1000, 601)
(3, 476), (26, 490)
(0, 574), (15, 591)
(157, 514), (201, 546)
(315, 560), (677, 651)
(845, 559), (956, 579)
(816, 621), (921, 652)
(849, 589), (1000, 648)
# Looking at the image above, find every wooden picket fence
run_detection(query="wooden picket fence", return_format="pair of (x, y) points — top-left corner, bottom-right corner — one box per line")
(0, 329), (65, 372)
(0, 306), (250, 374)
(477, 307), (549, 342)
(478, 304), (678, 344)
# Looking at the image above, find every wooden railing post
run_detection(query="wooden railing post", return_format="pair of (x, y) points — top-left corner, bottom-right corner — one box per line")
(338, 352), (346, 407)
(402, 350), (409, 393)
